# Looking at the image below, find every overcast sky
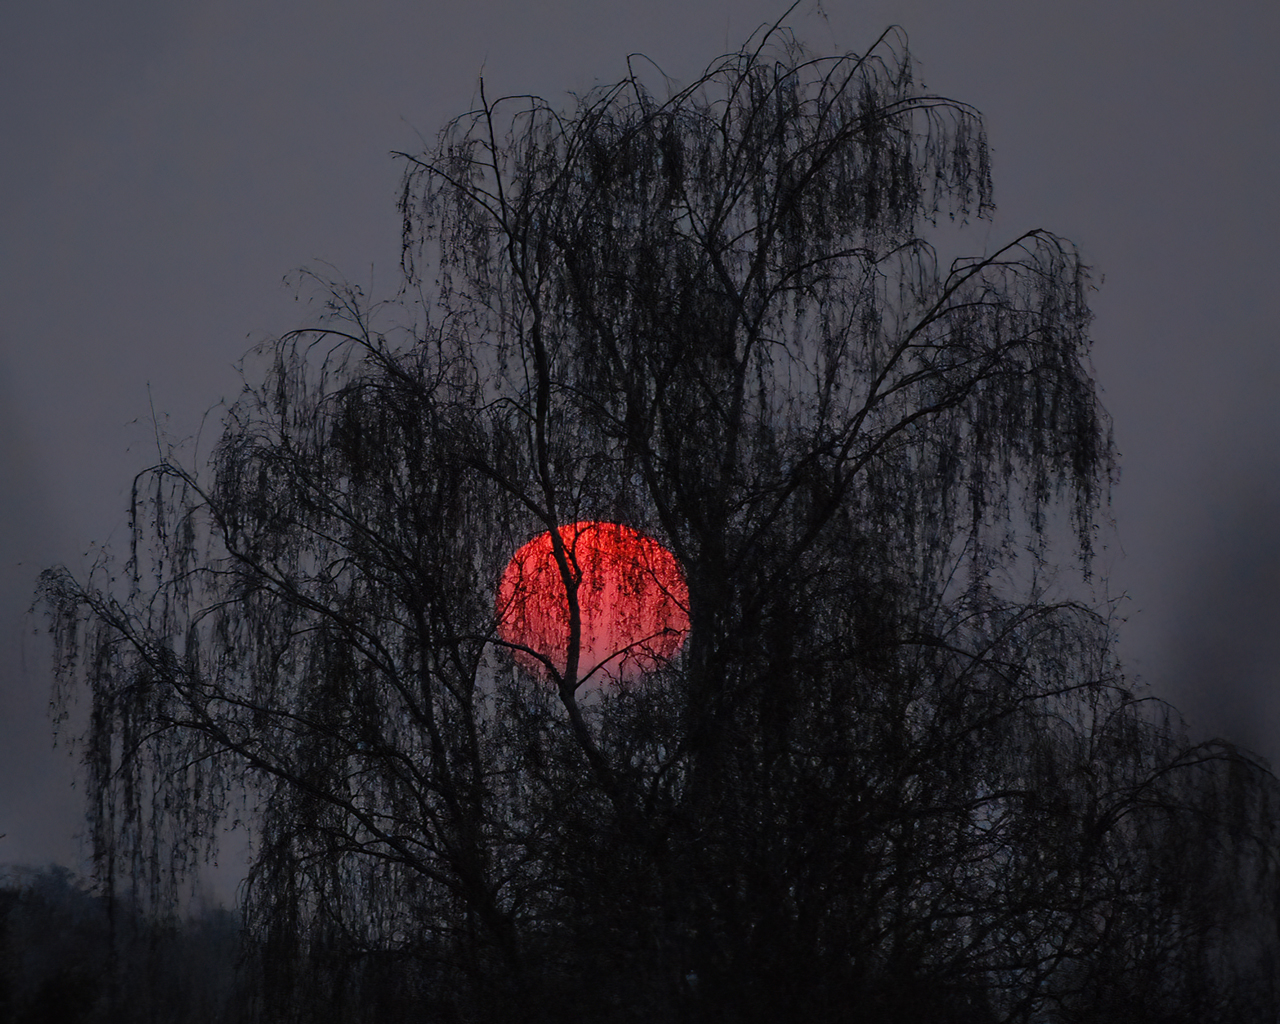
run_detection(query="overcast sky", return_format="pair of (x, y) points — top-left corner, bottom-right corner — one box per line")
(3, 1), (1278, 897)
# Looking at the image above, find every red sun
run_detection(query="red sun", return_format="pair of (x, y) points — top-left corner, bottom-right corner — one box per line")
(496, 521), (690, 685)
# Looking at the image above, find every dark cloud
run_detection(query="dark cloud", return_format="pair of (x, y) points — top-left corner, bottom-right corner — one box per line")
(1155, 454), (1280, 763)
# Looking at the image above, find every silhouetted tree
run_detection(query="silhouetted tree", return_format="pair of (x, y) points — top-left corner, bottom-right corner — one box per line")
(40, 10), (1280, 1022)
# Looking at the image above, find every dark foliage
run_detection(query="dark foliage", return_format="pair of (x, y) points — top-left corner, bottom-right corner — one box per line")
(40, 12), (1280, 1022)
(0, 866), (246, 1024)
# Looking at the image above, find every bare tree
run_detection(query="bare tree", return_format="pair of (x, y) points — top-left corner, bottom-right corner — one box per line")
(40, 12), (1279, 1022)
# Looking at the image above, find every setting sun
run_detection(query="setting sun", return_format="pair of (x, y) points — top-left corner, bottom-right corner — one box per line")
(496, 521), (689, 685)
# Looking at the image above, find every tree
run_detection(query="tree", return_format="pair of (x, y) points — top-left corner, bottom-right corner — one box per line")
(40, 13), (1280, 1022)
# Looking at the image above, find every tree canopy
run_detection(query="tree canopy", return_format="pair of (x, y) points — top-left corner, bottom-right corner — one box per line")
(41, 16), (1280, 1023)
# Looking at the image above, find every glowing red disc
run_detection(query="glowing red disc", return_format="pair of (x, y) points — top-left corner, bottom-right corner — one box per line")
(496, 521), (689, 685)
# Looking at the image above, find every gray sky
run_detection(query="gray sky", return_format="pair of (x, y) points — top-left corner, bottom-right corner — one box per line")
(3, 1), (1278, 896)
